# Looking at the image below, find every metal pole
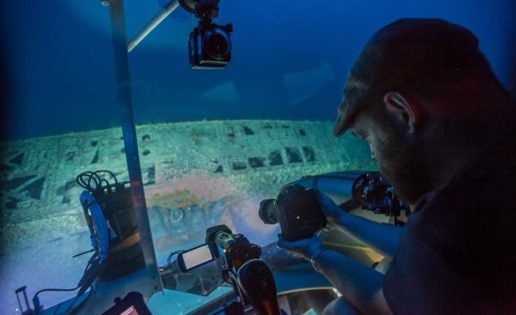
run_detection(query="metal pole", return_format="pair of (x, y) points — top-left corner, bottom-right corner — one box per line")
(128, 0), (181, 53)
(106, 0), (162, 292)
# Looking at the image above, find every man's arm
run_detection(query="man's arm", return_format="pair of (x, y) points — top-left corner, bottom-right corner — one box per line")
(333, 212), (403, 258)
(317, 248), (392, 315)
(278, 235), (392, 315)
(317, 190), (403, 258)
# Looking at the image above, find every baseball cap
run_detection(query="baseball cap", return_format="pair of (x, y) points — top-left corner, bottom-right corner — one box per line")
(333, 18), (481, 137)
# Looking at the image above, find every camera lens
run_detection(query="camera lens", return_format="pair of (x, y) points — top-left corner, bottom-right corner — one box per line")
(203, 29), (231, 60)
(258, 199), (278, 224)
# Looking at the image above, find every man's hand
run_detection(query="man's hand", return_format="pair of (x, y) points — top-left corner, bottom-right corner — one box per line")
(315, 189), (345, 225)
(277, 234), (322, 260)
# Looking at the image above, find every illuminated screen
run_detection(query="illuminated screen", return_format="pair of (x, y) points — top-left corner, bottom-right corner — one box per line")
(120, 306), (139, 315)
(183, 244), (213, 270)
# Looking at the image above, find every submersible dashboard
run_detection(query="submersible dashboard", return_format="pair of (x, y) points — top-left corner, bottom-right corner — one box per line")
(14, 170), (406, 315)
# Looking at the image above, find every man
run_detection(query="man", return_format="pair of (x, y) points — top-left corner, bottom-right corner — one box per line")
(278, 18), (516, 314)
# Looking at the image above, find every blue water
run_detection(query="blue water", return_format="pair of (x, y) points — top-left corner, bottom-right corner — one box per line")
(1, 0), (514, 141)
(0, 1), (515, 314)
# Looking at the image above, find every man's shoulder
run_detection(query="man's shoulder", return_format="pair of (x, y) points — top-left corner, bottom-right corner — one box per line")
(403, 124), (516, 256)
(383, 124), (516, 314)
(423, 125), (516, 216)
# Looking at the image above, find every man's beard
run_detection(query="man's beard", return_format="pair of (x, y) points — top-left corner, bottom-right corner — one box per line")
(375, 127), (433, 206)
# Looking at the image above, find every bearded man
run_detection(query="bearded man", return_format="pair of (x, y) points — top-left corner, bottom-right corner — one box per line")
(278, 18), (516, 314)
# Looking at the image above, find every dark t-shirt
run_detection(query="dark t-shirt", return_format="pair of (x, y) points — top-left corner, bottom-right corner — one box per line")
(383, 126), (516, 314)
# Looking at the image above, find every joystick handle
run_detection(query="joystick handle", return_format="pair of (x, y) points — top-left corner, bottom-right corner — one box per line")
(237, 259), (280, 315)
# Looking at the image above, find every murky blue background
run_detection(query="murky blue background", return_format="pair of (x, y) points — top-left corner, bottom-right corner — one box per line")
(0, 0), (514, 314)
(1, 0), (514, 141)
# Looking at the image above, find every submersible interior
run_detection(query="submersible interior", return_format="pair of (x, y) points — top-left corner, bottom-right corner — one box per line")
(0, 0), (514, 314)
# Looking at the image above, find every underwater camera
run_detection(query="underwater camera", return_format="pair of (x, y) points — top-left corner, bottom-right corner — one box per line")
(206, 225), (262, 272)
(259, 184), (327, 242)
(180, 0), (233, 69)
(205, 225), (280, 314)
(259, 172), (410, 241)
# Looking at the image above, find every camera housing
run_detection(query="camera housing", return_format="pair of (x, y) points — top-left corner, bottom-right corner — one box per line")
(181, 0), (233, 69)
(206, 225), (261, 271)
(269, 184), (327, 242)
(188, 22), (233, 69)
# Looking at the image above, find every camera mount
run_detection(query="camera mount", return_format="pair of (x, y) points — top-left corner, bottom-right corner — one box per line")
(179, 0), (219, 21)
(205, 225), (280, 315)
(180, 0), (233, 69)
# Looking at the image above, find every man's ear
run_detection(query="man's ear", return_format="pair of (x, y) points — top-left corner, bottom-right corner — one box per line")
(383, 92), (421, 134)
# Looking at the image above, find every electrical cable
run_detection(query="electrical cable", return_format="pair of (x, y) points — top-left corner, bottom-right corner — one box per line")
(80, 191), (110, 260)
(51, 285), (93, 315)
(67, 286), (93, 315)
(76, 170), (118, 192)
(30, 170), (118, 314)
(33, 286), (80, 298)
(32, 285), (81, 313)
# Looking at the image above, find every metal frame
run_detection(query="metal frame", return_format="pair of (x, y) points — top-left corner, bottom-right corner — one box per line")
(103, 0), (184, 293)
